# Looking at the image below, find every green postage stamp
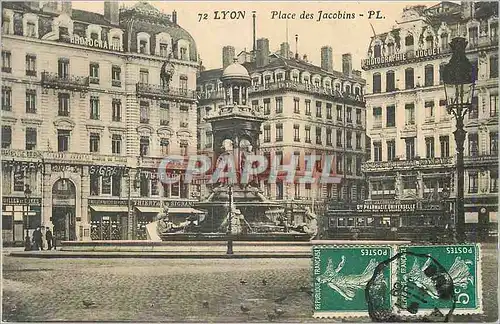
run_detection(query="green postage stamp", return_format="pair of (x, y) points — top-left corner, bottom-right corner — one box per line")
(397, 244), (482, 315)
(313, 245), (394, 317)
(313, 244), (482, 318)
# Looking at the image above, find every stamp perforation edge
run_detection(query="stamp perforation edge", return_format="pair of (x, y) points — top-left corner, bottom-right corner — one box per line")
(398, 243), (483, 316)
(312, 243), (396, 318)
(311, 243), (484, 318)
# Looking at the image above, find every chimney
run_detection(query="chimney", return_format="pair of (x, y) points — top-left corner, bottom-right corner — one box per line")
(222, 46), (236, 69)
(256, 38), (270, 68)
(252, 11), (257, 54)
(172, 10), (178, 24)
(321, 46), (333, 72)
(280, 42), (290, 58)
(61, 1), (72, 16)
(342, 53), (352, 77)
(27, 2), (39, 10)
(104, 1), (119, 25)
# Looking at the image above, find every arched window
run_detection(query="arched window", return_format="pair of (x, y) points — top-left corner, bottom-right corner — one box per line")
(139, 40), (148, 54)
(386, 70), (395, 92)
(374, 44), (381, 58)
(387, 42), (395, 55)
(373, 73), (381, 93)
(90, 32), (98, 41)
(405, 35), (414, 47)
(440, 33), (448, 50)
(112, 36), (121, 49)
(426, 35), (434, 49)
(439, 63), (446, 84)
(405, 68), (414, 89)
(424, 64), (434, 87)
(345, 84), (351, 94)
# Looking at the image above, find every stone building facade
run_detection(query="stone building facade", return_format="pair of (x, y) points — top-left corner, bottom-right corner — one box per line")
(1, 1), (199, 244)
(336, 2), (498, 239)
(197, 39), (366, 227)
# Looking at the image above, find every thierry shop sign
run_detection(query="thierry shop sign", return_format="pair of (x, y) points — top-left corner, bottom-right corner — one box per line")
(69, 35), (123, 52)
(362, 47), (442, 67)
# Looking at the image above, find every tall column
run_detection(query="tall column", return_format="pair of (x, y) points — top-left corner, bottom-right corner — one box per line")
(238, 85), (242, 105)
(229, 86), (233, 104)
(80, 165), (91, 241)
(128, 168), (138, 239)
(454, 114), (467, 242)
(42, 164), (53, 228)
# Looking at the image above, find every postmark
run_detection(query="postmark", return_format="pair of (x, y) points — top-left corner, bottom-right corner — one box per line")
(397, 244), (482, 315)
(366, 250), (456, 322)
(312, 245), (394, 317)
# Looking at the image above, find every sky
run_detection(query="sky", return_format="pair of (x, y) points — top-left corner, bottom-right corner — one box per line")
(72, 1), (439, 71)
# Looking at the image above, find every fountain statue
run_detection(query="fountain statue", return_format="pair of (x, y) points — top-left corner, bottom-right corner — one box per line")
(157, 60), (315, 241)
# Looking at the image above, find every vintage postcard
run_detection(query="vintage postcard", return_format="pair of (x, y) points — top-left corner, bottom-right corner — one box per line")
(1, 0), (498, 322)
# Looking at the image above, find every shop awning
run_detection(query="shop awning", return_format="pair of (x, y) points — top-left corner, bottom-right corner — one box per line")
(90, 206), (129, 213)
(135, 207), (160, 213)
(169, 207), (205, 214)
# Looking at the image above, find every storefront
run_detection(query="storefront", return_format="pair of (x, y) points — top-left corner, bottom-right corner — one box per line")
(464, 197), (498, 240)
(2, 197), (42, 246)
(327, 200), (452, 241)
(88, 199), (130, 240)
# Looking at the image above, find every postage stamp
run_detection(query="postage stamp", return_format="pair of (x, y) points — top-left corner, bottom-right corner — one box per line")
(396, 244), (483, 315)
(312, 245), (394, 317)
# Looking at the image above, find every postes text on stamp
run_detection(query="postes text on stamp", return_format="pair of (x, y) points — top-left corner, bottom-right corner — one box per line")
(397, 244), (482, 315)
(312, 245), (394, 317)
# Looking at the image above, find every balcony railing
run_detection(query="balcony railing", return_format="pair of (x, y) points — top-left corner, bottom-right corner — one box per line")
(362, 157), (454, 172)
(0, 149), (128, 165)
(41, 72), (89, 91)
(249, 81), (365, 104)
(198, 90), (225, 100)
(136, 83), (196, 101)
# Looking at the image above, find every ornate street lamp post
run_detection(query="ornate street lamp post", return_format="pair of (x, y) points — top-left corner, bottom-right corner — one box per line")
(442, 37), (477, 243)
(24, 184), (32, 251)
(227, 184), (234, 255)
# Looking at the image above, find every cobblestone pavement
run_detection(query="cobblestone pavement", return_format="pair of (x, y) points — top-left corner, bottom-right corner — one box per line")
(2, 243), (498, 322)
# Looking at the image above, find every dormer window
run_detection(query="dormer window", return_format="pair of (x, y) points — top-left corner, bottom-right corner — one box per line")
(387, 42), (395, 55)
(111, 36), (119, 48)
(304, 77), (310, 85)
(374, 44), (381, 58)
(405, 35), (414, 47)
(2, 17), (11, 34)
(139, 40), (148, 54)
(276, 74), (283, 81)
(180, 47), (187, 60)
(90, 32), (99, 41)
(440, 33), (448, 50)
(426, 35), (434, 49)
(26, 22), (36, 37)
(59, 27), (69, 39)
(159, 43), (168, 57)
(314, 79), (320, 87)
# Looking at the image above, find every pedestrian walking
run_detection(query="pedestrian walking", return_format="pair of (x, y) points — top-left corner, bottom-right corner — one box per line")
(46, 227), (53, 250)
(32, 227), (42, 250)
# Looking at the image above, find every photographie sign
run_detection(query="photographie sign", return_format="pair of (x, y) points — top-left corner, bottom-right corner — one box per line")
(69, 35), (124, 52)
